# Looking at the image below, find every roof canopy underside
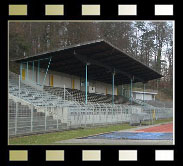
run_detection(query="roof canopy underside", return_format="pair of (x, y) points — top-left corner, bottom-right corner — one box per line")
(14, 40), (162, 85)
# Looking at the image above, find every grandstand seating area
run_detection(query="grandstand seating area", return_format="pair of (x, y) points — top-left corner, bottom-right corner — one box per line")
(8, 72), (173, 136)
(44, 86), (129, 105)
(10, 72), (129, 107)
(9, 72), (71, 107)
(9, 72), (173, 109)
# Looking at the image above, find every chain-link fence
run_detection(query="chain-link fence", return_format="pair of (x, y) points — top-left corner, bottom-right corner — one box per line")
(8, 72), (173, 137)
(8, 97), (173, 137)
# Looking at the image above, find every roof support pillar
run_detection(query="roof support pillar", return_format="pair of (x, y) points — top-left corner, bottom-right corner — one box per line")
(143, 83), (145, 105)
(130, 77), (133, 104)
(38, 60), (40, 84)
(32, 61), (34, 82)
(121, 84), (123, 96)
(20, 63), (22, 81)
(112, 70), (115, 106)
(85, 63), (88, 105)
(143, 83), (146, 104)
(42, 57), (52, 86)
(26, 62), (29, 81)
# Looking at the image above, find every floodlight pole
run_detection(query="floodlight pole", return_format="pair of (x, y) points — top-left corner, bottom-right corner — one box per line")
(85, 63), (88, 105)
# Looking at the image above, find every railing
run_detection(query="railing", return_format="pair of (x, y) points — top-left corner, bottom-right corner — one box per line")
(9, 72), (80, 107)
(9, 96), (173, 137)
(121, 89), (159, 108)
(9, 72), (173, 137)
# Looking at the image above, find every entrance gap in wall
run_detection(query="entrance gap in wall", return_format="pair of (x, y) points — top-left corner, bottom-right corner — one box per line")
(22, 68), (25, 80)
(50, 74), (53, 87)
(72, 79), (75, 89)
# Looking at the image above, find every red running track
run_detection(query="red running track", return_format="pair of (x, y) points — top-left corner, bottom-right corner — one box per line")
(135, 123), (173, 133)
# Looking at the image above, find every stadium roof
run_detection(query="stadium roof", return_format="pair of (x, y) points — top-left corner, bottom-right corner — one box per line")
(14, 39), (162, 85)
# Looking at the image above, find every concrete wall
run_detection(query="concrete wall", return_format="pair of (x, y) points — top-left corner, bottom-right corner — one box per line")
(23, 65), (118, 95)
(133, 92), (155, 101)
(95, 81), (106, 94)
(52, 74), (62, 87)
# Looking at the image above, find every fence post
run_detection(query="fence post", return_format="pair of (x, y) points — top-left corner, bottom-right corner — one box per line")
(80, 106), (82, 127)
(85, 106), (87, 127)
(148, 108), (151, 125)
(106, 105), (108, 124)
(45, 107), (47, 131)
(56, 108), (59, 130)
(19, 75), (21, 98)
(31, 105), (33, 132)
(64, 85), (65, 102)
(15, 102), (18, 135)
(99, 105), (101, 121)
(8, 100), (10, 140)
(151, 109), (153, 125)
(117, 106), (119, 122)
(92, 106), (95, 126)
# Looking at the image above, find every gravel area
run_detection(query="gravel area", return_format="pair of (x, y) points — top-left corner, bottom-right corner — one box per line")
(56, 138), (173, 145)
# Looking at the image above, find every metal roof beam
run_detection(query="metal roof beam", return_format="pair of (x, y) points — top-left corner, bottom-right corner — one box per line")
(74, 52), (144, 82)
(54, 66), (84, 75)
(94, 77), (131, 85)
(74, 52), (130, 77)
(87, 48), (115, 58)
(99, 54), (129, 63)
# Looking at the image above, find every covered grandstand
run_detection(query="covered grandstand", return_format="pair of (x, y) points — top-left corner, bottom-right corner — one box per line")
(8, 39), (172, 136)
